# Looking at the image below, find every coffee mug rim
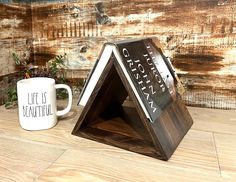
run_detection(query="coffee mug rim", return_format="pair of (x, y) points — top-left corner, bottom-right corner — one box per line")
(17, 77), (55, 85)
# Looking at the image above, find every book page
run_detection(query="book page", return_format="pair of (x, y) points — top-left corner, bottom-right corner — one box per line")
(79, 45), (113, 106)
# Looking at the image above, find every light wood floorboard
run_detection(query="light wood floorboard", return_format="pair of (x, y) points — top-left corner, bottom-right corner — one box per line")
(0, 105), (235, 181)
(0, 136), (65, 182)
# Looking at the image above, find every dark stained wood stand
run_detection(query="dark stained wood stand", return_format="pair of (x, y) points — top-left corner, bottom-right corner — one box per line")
(72, 52), (193, 160)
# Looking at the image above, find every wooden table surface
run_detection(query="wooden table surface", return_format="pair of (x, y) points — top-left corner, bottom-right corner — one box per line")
(0, 102), (236, 182)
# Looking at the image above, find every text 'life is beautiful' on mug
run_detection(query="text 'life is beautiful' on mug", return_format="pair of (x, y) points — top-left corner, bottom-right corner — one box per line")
(17, 77), (72, 130)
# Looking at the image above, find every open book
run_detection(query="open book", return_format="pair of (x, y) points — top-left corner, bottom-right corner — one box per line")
(78, 38), (180, 123)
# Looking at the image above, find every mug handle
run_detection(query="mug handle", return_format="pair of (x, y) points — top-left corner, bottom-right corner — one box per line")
(55, 84), (73, 116)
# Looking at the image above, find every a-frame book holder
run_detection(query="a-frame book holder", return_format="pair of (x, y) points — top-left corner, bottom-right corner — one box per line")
(72, 38), (193, 160)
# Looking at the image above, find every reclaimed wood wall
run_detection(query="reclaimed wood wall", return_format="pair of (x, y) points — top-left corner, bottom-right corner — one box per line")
(0, 1), (32, 76)
(1, 0), (236, 109)
(0, 1), (32, 104)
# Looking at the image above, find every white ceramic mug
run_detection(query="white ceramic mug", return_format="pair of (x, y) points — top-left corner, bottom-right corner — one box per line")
(17, 77), (72, 130)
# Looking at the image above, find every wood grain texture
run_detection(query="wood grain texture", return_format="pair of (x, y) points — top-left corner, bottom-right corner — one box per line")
(36, 144), (222, 182)
(0, 0), (236, 109)
(30, 0), (236, 109)
(0, 102), (236, 181)
(72, 56), (193, 160)
(189, 106), (236, 135)
(37, 130), (225, 182)
(0, 3), (32, 76)
(0, 2), (33, 105)
(214, 133), (236, 180)
(0, 136), (65, 182)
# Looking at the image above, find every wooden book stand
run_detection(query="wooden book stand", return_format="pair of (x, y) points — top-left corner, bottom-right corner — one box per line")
(72, 39), (193, 160)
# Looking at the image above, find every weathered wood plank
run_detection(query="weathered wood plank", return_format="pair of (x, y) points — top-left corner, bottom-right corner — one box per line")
(0, 3), (32, 76)
(0, 2), (33, 104)
(37, 129), (222, 182)
(0, 104), (236, 181)
(0, 136), (65, 182)
(30, 0), (236, 109)
(189, 106), (236, 135)
(214, 133), (236, 180)
(0, 0), (236, 108)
